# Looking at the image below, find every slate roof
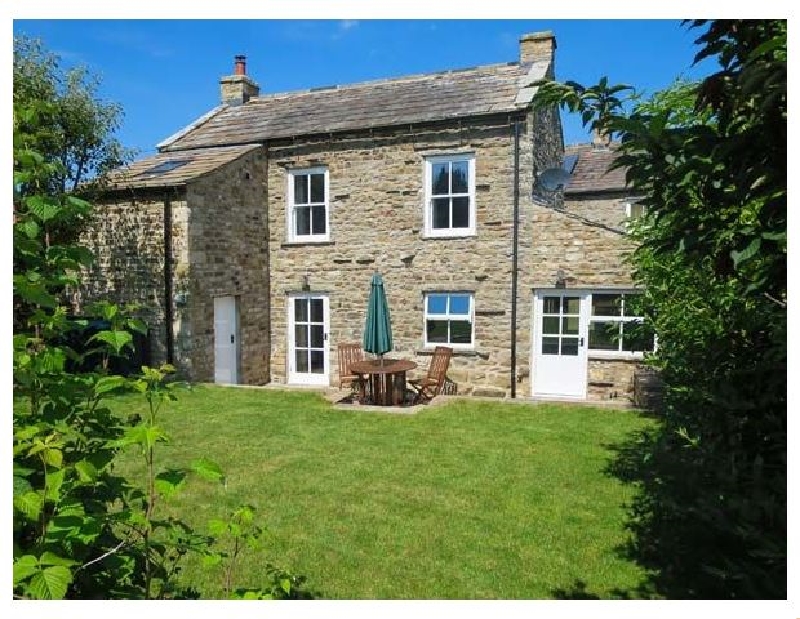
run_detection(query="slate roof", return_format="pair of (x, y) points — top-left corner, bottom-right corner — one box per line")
(564, 143), (628, 194)
(103, 144), (261, 190)
(160, 62), (535, 152)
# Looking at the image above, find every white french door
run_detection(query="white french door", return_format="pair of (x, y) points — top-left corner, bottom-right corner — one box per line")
(287, 294), (330, 385)
(532, 291), (589, 398)
(214, 296), (239, 384)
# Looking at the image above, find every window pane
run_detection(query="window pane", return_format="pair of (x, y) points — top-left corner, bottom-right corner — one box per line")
(561, 337), (579, 356)
(310, 350), (324, 373)
(295, 349), (308, 372)
(293, 174), (308, 204)
(294, 298), (307, 322)
(542, 337), (559, 355)
(450, 320), (472, 344)
(431, 162), (449, 195)
(426, 319), (448, 343)
(542, 297), (561, 314)
(311, 204), (326, 235)
(542, 316), (559, 335)
(310, 173), (325, 202)
(622, 321), (655, 352)
(295, 206), (311, 236)
(562, 316), (579, 335)
(452, 197), (470, 228)
(294, 325), (308, 349)
(451, 160), (469, 193)
(432, 198), (450, 229)
(563, 297), (581, 314)
(310, 325), (324, 349)
(310, 298), (324, 323)
(427, 295), (447, 314)
(592, 294), (622, 317)
(449, 295), (470, 315)
(589, 320), (619, 350)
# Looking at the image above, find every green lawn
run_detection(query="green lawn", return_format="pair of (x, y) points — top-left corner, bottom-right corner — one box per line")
(110, 385), (655, 599)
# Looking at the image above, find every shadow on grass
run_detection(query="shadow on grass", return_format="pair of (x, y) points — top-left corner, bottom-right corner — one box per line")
(566, 401), (787, 600)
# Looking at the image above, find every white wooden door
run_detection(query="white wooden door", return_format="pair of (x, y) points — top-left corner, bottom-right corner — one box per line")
(532, 291), (589, 398)
(287, 295), (330, 385)
(214, 296), (239, 384)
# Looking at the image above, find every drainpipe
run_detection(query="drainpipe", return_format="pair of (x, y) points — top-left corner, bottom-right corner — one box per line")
(164, 193), (175, 365)
(511, 118), (521, 398)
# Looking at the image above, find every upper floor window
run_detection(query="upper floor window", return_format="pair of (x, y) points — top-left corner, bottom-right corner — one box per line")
(588, 293), (654, 355)
(424, 292), (474, 348)
(287, 167), (329, 242)
(424, 154), (476, 237)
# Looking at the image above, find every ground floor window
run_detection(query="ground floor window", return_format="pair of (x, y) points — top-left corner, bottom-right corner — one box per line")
(424, 292), (474, 348)
(588, 292), (654, 354)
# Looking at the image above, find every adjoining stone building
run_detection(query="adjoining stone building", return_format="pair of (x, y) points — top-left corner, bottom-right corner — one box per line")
(80, 31), (651, 402)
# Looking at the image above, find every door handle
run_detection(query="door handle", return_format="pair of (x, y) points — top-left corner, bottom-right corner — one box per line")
(324, 333), (328, 341)
(579, 337), (584, 347)
(230, 334), (235, 344)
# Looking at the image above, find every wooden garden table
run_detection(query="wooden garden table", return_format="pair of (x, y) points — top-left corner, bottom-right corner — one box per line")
(349, 358), (417, 406)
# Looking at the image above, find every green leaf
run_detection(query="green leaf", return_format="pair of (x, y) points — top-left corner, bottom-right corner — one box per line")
(280, 578), (292, 595)
(25, 195), (61, 222)
(44, 468), (66, 501)
(95, 375), (126, 395)
(14, 491), (43, 520)
(191, 458), (226, 484)
(731, 237), (761, 268)
(13, 556), (40, 585)
(207, 519), (228, 536)
(89, 329), (133, 355)
(42, 446), (63, 469)
(74, 459), (99, 482)
(27, 565), (72, 599)
(39, 552), (79, 567)
(154, 469), (188, 499)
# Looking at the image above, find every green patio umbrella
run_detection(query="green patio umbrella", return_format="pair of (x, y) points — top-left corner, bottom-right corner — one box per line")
(363, 272), (393, 362)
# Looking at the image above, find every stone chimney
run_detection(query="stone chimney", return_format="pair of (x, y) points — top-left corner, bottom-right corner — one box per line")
(520, 31), (556, 67)
(220, 55), (259, 106)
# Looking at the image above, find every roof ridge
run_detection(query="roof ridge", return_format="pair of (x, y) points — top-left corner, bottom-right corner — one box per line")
(248, 60), (521, 103)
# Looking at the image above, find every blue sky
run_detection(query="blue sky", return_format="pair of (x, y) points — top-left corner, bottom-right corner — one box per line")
(13, 19), (718, 159)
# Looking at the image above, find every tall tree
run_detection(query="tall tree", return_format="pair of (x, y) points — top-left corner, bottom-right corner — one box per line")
(14, 35), (134, 197)
(533, 19), (786, 598)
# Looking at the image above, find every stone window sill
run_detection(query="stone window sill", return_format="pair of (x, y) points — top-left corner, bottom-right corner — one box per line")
(415, 349), (489, 360)
(280, 240), (336, 249)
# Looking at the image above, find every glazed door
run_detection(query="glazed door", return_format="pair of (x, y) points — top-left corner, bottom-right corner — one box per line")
(287, 295), (330, 385)
(532, 291), (589, 398)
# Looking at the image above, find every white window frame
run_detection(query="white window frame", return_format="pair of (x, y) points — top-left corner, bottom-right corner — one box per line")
(587, 291), (653, 360)
(286, 167), (330, 243)
(424, 154), (476, 238)
(423, 292), (475, 350)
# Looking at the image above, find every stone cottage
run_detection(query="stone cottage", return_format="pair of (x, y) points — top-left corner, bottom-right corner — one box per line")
(80, 30), (651, 402)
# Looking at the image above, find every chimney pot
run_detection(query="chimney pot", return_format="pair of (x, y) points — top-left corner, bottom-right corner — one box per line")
(220, 55), (259, 106)
(234, 54), (246, 76)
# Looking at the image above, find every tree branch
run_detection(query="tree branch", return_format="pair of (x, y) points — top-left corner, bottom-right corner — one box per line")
(764, 292), (786, 308)
(76, 540), (127, 572)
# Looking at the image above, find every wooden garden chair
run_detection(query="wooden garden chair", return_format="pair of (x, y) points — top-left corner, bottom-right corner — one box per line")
(408, 346), (453, 404)
(337, 343), (366, 400)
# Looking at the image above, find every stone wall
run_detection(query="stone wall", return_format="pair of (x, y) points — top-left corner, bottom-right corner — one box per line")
(266, 112), (562, 397)
(587, 357), (639, 401)
(184, 147), (270, 384)
(78, 190), (189, 371)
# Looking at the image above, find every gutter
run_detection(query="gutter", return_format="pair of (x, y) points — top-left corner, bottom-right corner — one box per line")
(164, 193), (174, 365)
